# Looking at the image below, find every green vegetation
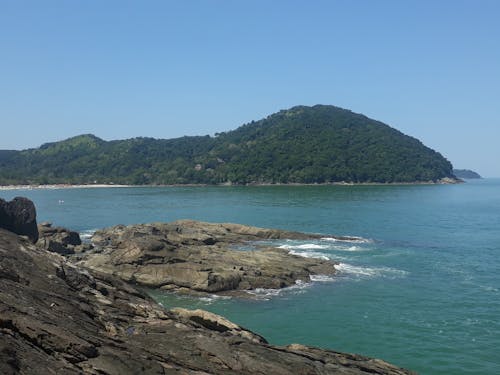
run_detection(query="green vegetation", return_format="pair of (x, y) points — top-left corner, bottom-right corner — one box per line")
(0, 105), (455, 185)
(453, 169), (481, 179)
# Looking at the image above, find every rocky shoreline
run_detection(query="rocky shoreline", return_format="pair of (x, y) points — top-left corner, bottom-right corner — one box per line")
(0, 197), (416, 374)
(78, 220), (345, 296)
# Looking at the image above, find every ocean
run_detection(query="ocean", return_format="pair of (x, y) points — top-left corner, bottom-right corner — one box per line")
(2, 179), (499, 374)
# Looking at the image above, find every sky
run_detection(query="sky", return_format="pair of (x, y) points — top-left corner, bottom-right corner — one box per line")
(1, 1), (499, 177)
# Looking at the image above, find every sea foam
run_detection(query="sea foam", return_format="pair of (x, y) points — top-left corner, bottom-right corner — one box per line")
(334, 263), (408, 279)
(198, 294), (232, 304)
(79, 229), (97, 242)
(288, 250), (330, 260)
(278, 243), (329, 250)
(247, 280), (310, 300)
(309, 274), (336, 282)
(321, 236), (373, 244)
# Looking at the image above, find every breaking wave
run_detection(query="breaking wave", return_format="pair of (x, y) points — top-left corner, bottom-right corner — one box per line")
(309, 274), (336, 282)
(279, 243), (329, 250)
(321, 236), (373, 244)
(288, 250), (330, 260)
(79, 229), (97, 242)
(334, 263), (408, 279)
(198, 294), (232, 304)
(247, 280), (310, 300)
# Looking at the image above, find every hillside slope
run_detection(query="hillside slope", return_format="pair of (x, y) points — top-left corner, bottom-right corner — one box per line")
(0, 105), (456, 185)
(452, 169), (481, 179)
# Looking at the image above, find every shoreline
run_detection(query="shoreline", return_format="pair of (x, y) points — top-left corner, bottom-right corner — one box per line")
(1, 224), (414, 374)
(0, 183), (134, 191)
(0, 178), (463, 191)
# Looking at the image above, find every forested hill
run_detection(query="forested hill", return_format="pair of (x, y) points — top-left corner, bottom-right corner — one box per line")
(0, 105), (457, 185)
(452, 169), (482, 179)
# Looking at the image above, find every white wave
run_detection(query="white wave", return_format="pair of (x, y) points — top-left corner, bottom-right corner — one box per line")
(321, 236), (372, 244)
(247, 280), (310, 300)
(198, 294), (232, 304)
(288, 250), (330, 260)
(79, 229), (97, 242)
(279, 243), (329, 250)
(248, 288), (282, 299)
(325, 245), (364, 252)
(309, 274), (335, 282)
(334, 263), (408, 279)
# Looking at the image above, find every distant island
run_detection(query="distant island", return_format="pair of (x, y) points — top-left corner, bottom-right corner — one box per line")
(0, 105), (458, 185)
(452, 169), (482, 179)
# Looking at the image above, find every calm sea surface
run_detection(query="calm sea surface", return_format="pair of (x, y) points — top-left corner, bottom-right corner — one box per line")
(2, 179), (499, 374)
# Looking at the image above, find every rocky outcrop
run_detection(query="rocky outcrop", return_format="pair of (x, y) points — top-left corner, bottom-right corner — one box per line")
(0, 227), (415, 374)
(0, 197), (38, 243)
(170, 307), (268, 344)
(37, 222), (92, 255)
(79, 220), (341, 294)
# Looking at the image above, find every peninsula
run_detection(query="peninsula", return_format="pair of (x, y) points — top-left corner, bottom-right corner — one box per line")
(452, 169), (482, 179)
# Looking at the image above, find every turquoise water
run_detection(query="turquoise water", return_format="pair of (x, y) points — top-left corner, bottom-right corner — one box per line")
(2, 180), (499, 374)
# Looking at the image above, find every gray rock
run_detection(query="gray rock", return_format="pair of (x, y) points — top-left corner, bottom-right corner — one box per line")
(0, 227), (415, 374)
(37, 222), (83, 255)
(79, 220), (340, 294)
(0, 197), (38, 243)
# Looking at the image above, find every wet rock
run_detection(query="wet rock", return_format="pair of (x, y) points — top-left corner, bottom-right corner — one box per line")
(0, 197), (38, 243)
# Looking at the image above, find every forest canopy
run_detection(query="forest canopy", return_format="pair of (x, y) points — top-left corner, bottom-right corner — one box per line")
(0, 105), (456, 185)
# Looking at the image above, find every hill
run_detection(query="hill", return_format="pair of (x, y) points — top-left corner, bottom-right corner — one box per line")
(453, 169), (482, 179)
(0, 105), (456, 185)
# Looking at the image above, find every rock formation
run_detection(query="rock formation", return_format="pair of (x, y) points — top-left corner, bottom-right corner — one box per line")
(0, 227), (415, 374)
(79, 220), (342, 294)
(37, 222), (92, 255)
(0, 197), (38, 243)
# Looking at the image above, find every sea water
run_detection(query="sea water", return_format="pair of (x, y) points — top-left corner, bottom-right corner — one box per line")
(2, 179), (499, 374)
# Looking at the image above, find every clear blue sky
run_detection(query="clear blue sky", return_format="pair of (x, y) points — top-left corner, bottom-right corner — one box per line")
(1, 1), (499, 176)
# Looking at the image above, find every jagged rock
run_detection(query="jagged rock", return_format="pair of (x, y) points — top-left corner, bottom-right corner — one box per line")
(0, 197), (38, 243)
(37, 222), (83, 255)
(79, 220), (342, 294)
(0, 227), (415, 374)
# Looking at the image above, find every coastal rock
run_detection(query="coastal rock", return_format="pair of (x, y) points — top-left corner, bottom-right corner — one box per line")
(79, 220), (340, 294)
(36, 222), (85, 255)
(0, 227), (415, 374)
(0, 197), (38, 243)
(437, 177), (463, 184)
(170, 307), (268, 344)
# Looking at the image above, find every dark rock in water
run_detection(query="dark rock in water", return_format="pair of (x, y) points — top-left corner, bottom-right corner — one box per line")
(37, 222), (84, 255)
(0, 227), (415, 374)
(80, 220), (342, 294)
(0, 197), (38, 243)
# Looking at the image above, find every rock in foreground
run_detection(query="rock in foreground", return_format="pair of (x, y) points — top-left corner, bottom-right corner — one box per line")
(80, 220), (340, 294)
(0, 227), (415, 374)
(37, 222), (93, 255)
(0, 197), (38, 243)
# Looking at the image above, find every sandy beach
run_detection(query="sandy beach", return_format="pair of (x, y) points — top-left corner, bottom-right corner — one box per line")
(0, 178), (462, 191)
(0, 184), (134, 191)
